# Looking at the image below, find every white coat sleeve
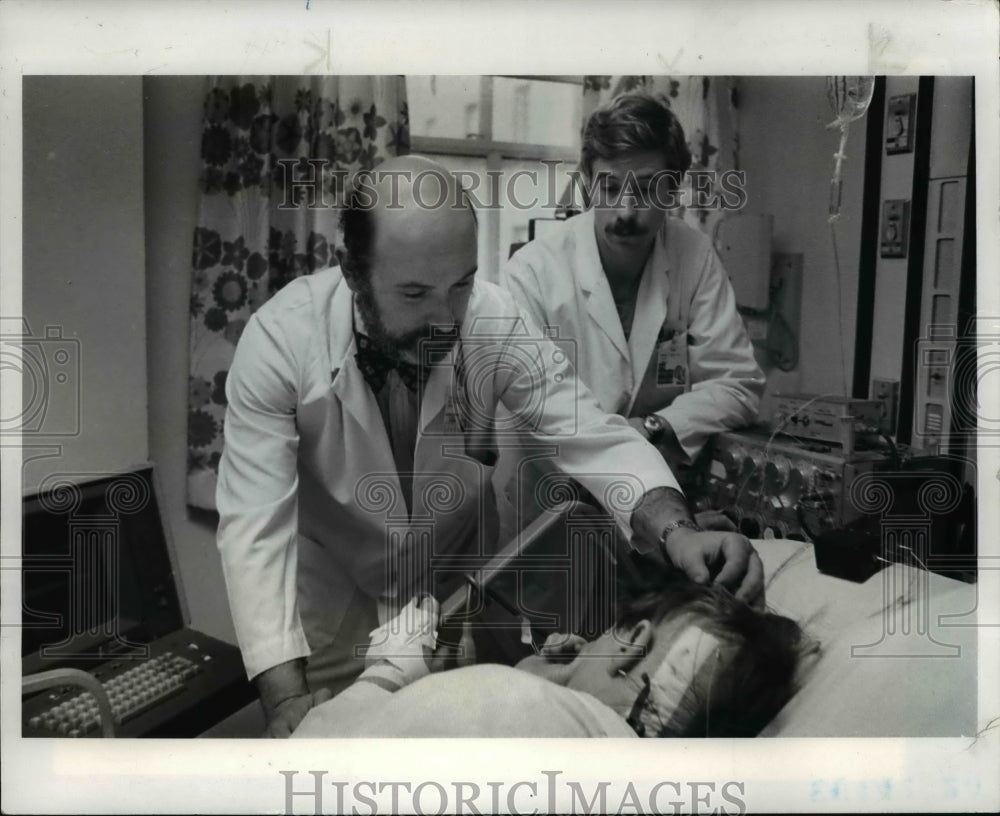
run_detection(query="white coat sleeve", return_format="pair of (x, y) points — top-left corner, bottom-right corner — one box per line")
(501, 251), (584, 380)
(500, 252), (549, 331)
(491, 306), (681, 537)
(654, 248), (765, 461)
(216, 309), (311, 681)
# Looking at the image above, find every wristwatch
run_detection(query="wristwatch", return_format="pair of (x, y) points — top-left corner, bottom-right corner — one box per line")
(658, 518), (703, 549)
(642, 413), (667, 444)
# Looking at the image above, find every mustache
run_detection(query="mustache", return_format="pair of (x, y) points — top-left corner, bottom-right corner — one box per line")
(396, 324), (460, 354)
(607, 220), (648, 237)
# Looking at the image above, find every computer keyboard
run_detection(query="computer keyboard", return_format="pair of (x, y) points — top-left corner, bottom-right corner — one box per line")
(23, 628), (257, 738)
(26, 652), (200, 737)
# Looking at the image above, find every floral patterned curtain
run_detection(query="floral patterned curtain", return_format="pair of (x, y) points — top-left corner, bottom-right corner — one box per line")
(580, 76), (726, 233)
(187, 76), (409, 510)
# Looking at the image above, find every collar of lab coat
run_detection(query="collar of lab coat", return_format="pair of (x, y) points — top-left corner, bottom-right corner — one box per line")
(576, 210), (673, 389)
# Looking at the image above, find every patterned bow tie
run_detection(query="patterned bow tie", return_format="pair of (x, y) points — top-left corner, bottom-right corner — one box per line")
(355, 333), (426, 394)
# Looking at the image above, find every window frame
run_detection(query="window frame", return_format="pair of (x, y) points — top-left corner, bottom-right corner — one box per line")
(408, 75), (583, 280)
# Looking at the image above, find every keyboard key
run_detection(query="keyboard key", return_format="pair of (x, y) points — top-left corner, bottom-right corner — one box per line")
(27, 649), (201, 737)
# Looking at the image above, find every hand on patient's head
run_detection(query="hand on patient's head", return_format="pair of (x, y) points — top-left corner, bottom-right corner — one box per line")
(661, 527), (765, 606)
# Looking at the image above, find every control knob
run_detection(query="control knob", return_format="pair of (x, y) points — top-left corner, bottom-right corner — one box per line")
(764, 455), (791, 493)
(717, 445), (743, 478)
(743, 451), (765, 487)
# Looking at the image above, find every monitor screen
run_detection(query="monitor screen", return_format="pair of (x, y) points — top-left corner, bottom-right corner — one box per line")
(529, 217), (569, 242)
(21, 466), (185, 669)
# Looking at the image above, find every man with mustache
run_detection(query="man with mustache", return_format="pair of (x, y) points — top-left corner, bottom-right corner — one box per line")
(500, 91), (764, 533)
(217, 155), (763, 737)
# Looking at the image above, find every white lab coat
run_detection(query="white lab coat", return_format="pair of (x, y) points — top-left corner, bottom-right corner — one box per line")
(497, 211), (764, 536)
(502, 210), (765, 461)
(216, 267), (679, 680)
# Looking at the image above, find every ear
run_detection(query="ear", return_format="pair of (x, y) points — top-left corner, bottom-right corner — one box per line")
(608, 619), (655, 673)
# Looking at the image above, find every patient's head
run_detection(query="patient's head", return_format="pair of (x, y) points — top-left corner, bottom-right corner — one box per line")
(517, 573), (804, 737)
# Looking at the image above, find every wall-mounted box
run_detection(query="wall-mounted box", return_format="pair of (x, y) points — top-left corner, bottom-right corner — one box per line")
(885, 93), (916, 154)
(715, 213), (772, 311)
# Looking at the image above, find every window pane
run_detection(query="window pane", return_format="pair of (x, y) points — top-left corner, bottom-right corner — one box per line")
(406, 76), (483, 140)
(492, 78), (582, 147)
(408, 156), (578, 283)
(498, 158), (579, 273)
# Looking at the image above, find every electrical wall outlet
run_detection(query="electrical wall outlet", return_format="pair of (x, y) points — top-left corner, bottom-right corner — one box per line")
(870, 378), (900, 435)
(880, 199), (910, 258)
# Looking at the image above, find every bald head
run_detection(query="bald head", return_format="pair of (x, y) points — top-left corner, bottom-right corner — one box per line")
(340, 156), (479, 362)
(341, 155), (476, 277)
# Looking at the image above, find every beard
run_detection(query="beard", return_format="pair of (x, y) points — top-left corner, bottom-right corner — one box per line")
(355, 280), (459, 364)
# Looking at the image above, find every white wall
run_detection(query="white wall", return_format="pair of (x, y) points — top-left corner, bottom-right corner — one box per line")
(144, 76), (236, 644)
(738, 77), (867, 405)
(22, 76), (148, 490)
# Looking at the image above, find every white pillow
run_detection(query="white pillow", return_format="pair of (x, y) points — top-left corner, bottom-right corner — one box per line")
(755, 539), (979, 737)
(757, 538), (895, 645)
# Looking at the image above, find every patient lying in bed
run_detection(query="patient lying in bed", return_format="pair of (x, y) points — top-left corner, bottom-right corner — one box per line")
(293, 569), (808, 739)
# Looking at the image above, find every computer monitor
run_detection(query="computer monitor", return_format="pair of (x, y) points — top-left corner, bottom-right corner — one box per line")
(21, 465), (186, 673)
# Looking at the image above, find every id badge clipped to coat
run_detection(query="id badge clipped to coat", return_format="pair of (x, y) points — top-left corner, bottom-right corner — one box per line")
(654, 322), (690, 391)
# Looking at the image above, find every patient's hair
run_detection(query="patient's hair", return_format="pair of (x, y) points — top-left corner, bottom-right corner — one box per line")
(580, 91), (693, 179)
(614, 568), (804, 738)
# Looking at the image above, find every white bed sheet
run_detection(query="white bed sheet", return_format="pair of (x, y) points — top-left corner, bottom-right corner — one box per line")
(755, 538), (979, 737)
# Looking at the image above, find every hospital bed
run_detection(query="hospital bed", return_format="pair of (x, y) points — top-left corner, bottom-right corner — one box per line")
(206, 503), (983, 738)
(436, 504), (982, 738)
